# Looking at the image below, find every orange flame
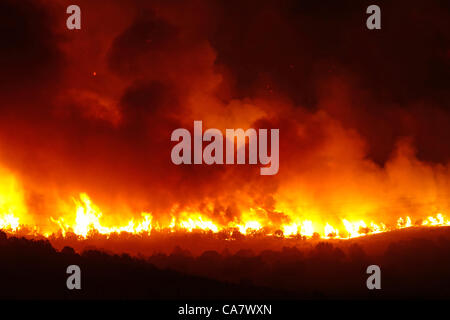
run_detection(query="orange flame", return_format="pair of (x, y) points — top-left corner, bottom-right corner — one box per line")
(0, 192), (446, 240)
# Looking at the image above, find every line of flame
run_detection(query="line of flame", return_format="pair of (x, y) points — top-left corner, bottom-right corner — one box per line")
(1, 193), (449, 240)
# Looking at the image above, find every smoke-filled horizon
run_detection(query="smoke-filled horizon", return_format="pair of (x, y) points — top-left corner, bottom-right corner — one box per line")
(0, 0), (449, 232)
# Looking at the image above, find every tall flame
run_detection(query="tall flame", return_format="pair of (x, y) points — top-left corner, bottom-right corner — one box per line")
(0, 166), (447, 240)
(0, 192), (445, 240)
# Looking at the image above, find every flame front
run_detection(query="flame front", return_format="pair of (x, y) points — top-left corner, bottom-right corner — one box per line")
(1, 191), (448, 240)
(0, 149), (447, 241)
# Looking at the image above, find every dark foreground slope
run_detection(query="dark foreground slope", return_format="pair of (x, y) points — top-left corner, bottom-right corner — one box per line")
(0, 231), (287, 299)
(2, 227), (450, 299)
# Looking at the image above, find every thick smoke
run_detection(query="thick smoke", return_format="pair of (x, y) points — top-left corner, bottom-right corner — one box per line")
(0, 0), (448, 228)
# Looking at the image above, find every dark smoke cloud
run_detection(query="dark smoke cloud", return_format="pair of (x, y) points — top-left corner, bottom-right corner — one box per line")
(0, 0), (448, 224)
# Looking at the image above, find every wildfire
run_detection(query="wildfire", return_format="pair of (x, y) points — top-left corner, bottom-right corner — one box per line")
(50, 193), (154, 237)
(0, 167), (28, 232)
(1, 192), (449, 240)
(0, 213), (20, 231)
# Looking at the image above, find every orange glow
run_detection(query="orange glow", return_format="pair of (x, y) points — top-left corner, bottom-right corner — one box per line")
(0, 167), (29, 232)
(0, 213), (20, 231)
(0, 0), (447, 257)
(0, 191), (448, 241)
